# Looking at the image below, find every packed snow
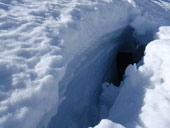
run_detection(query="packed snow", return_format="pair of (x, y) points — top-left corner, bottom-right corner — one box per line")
(0, 0), (170, 128)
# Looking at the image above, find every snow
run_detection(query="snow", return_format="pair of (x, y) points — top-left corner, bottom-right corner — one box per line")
(96, 27), (170, 128)
(92, 119), (125, 128)
(0, 0), (170, 128)
(155, 26), (170, 39)
(99, 83), (119, 119)
(137, 27), (170, 128)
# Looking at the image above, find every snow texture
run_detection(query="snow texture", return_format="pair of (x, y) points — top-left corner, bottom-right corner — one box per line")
(0, 0), (170, 128)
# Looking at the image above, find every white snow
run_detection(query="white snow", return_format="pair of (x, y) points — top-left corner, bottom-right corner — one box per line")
(96, 27), (170, 128)
(93, 119), (125, 128)
(0, 0), (170, 128)
(137, 27), (170, 128)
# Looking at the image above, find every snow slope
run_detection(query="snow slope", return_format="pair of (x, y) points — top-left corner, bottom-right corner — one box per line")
(0, 0), (170, 128)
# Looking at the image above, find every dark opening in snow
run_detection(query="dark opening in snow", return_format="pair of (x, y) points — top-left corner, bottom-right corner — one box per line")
(108, 26), (145, 87)
(115, 52), (134, 86)
(46, 26), (146, 128)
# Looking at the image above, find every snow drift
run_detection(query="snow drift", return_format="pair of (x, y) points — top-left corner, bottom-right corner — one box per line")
(0, 0), (170, 128)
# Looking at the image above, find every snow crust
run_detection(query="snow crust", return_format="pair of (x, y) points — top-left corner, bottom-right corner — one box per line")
(0, 0), (170, 128)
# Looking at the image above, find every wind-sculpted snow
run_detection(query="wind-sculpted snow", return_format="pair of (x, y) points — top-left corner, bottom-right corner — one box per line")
(0, 0), (170, 128)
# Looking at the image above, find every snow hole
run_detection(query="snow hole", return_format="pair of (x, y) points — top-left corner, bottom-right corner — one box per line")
(47, 26), (145, 128)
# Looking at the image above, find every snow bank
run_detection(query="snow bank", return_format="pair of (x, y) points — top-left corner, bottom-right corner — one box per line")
(138, 26), (170, 128)
(95, 26), (170, 128)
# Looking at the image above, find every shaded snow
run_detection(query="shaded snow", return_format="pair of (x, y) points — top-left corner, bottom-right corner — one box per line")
(99, 83), (119, 119)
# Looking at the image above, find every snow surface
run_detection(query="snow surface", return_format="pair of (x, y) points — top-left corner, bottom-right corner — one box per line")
(92, 119), (125, 128)
(94, 26), (170, 128)
(0, 0), (170, 128)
